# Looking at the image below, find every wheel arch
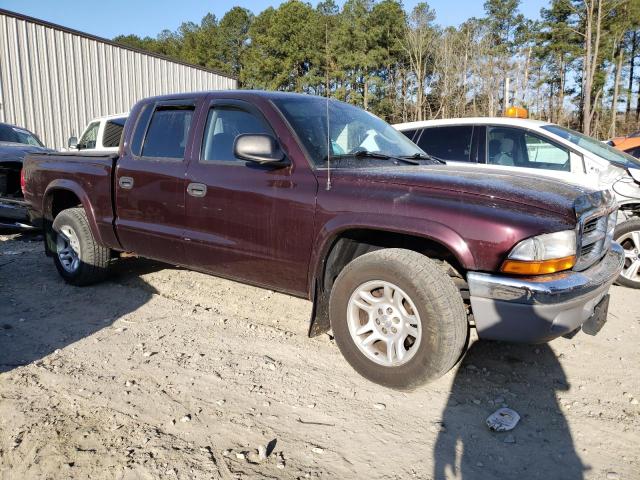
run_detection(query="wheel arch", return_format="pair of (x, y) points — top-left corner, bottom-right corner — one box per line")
(307, 220), (473, 337)
(42, 181), (102, 254)
(613, 216), (640, 289)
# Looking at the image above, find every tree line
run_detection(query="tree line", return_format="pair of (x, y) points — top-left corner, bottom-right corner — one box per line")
(115, 0), (640, 139)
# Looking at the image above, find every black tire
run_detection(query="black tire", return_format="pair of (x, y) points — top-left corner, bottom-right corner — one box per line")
(614, 218), (640, 289)
(329, 248), (468, 390)
(52, 207), (111, 286)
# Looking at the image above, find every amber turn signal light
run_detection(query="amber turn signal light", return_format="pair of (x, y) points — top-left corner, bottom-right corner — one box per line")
(500, 255), (576, 275)
(505, 106), (529, 118)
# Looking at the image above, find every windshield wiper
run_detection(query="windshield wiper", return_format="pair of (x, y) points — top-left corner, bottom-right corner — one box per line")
(352, 150), (420, 165)
(403, 152), (446, 164)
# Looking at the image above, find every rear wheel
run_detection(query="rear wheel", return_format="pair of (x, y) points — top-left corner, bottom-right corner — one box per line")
(52, 207), (111, 285)
(615, 218), (640, 289)
(329, 248), (468, 390)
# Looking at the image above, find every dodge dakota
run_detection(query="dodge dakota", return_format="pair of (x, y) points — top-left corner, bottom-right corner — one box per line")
(23, 91), (624, 389)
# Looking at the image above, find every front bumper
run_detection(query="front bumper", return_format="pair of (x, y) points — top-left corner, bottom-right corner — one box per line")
(467, 243), (624, 343)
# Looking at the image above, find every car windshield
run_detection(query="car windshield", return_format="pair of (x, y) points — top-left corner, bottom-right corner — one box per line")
(542, 124), (640, 168)
(272, 96), (425, 168)
(0, 123), (43, 146)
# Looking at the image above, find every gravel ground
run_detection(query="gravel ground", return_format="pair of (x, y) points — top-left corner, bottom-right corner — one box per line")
(1, 231), (639, 480)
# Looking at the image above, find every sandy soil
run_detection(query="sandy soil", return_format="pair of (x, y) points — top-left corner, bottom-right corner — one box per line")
(1, 231), (639, 480)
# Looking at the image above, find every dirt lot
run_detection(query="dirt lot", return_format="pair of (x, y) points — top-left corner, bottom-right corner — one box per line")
(0, 231), (639, 480)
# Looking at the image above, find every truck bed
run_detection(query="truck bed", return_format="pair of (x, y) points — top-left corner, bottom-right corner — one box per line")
(23, 151), (119, 246)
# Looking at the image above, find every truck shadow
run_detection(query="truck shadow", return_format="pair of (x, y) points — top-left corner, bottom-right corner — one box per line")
(433, 341), (585, 480)
(0, 244), (170, 373)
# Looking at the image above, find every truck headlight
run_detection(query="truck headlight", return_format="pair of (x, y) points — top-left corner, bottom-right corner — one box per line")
(501, 230), (576, 275)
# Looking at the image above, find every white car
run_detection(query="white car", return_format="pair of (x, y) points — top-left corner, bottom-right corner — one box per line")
(68, 113), (128, 153)
(394, 117), (640, 288)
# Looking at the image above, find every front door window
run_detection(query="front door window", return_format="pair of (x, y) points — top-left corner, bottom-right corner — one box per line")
(487, 126), (570, 171)
(78, 122), (99, 149)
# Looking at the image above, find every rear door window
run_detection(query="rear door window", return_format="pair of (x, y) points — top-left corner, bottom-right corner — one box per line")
(130, 105), (153, 156)
(415, 126), (474, 162)
(142, 106), (194, 160)
(103, 118), (126, 148)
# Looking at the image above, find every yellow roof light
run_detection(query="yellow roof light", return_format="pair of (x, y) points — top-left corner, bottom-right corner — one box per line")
(505, 107), (528, 119)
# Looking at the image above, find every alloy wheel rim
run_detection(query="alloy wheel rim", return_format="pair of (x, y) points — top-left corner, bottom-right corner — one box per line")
(347, 280), (422, 367)
(619, 230), (640, 283)
(56, 225), (81, 273)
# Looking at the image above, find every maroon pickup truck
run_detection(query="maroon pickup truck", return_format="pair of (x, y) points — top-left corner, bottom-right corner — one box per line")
(23, 91), (624, 389)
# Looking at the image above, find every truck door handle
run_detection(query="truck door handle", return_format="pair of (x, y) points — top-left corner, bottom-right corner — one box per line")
(187, 183), (207, 197)
(119, 176), (134, 189)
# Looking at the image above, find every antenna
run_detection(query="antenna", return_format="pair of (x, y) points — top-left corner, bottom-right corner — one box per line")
(325, 21), (331, 191)
(326, 95), (331, 190)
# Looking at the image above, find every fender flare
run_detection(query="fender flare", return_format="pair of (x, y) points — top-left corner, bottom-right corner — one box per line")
(308, 214), (475, 293)
(306, 214), (475, 337)
(42, 180), (104, 246)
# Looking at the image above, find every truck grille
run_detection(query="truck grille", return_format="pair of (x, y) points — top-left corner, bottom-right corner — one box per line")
(574, 211), (616, 271)
(583, 218), (599, 235)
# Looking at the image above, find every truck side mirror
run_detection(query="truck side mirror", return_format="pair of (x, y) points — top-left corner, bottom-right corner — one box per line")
(234, 134), (286, 165)
(68, 136), (78, 149)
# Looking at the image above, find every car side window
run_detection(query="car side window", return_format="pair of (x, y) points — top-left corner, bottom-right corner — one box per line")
(8, 127), (41, 146)
(416, 126), (474, 162)
(79, 121), (100, 149)
(141, 106), (194, 160)
(523, 133), (570, 171)
(103, 118), (126, 148)
(487, 127), (526, 167)
(0, 124), (18, 142)
(487, 126), (570, 171)
(201, 107), (271, 162)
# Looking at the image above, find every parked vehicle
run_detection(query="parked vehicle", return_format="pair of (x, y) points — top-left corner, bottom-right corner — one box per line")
(609, 133), (640, 159)
(68, 113), (128, 153)
(24, 91), (623, 389)
(0, 122), (51, 227)
(395, 117), (640, 288)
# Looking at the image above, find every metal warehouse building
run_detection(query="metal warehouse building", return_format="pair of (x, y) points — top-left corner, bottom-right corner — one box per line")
(0, 9), (237, 150)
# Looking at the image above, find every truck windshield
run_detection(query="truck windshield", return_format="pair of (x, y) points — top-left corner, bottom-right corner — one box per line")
(273, 96), (424, 168)
(0, 123), (43, 147)
(542, 124), (640, 169)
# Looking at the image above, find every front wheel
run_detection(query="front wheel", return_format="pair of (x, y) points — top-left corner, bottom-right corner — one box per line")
(615, 218), (640, 289)
(329, 248), (468, 390)
(52, 207), (111, 286)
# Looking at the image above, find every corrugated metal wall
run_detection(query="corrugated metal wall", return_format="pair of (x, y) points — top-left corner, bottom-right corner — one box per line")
(0, 10), (237, 150)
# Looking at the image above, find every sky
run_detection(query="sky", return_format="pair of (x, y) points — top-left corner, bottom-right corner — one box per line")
(1, 0), (550, 40)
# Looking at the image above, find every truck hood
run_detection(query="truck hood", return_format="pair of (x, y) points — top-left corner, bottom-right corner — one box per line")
(349, 165), (598, 219)
(0, 142), (50, 164)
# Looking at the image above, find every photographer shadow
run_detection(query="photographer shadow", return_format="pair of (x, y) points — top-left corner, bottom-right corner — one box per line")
(433, 340), (585, 480)
(0, 246), (169, 373)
